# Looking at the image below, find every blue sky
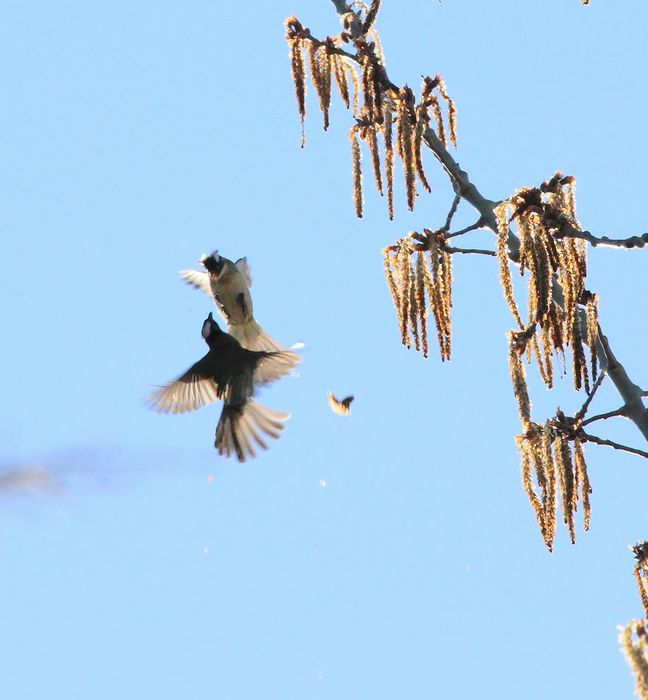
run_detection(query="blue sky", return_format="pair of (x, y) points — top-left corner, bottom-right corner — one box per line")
(2, 1), (648, 698)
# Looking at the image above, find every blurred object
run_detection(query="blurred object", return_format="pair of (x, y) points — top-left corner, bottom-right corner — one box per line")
(328, 392), (354, 415)
(0, 448), (100, 497)
(0, 464), (58, 495)
(0, 446), (211, 499)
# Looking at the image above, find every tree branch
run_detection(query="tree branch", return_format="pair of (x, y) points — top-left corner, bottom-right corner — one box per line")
(581, 408), (626, 428)
(597, 331), (648, 440)
(447, 218), (487, 239)
(443, 193), (462, 231)
(557, 223), (648, 250)
(318, 1), (648, 442)
(574, 371), (607, 423)
(581, 432), (648, 460)
(330, 0), (351, 14)
(421, 129), (506, 241)
(445, 246), (495, 256)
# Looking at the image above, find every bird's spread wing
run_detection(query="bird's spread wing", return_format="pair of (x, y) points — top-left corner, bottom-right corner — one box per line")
(234, 257), (252, 287)
(149, 356), (220, 414)
(179, 269), (212, 296)
(254, 350), (302, 385)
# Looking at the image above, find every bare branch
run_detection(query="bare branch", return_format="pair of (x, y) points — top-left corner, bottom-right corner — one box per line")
(598, 331), (648, 440)
(581, 408), (626, 428)
(445, 246), (495, 257)
(330, 0), (351, 14)
(574, 371), (607, 423)
(421, 129), (506, 241)
(447, 218), (487, 239)
(557, 223), (648, 250)
(443, 193), (462, 231)
(581, 432), (648, 460)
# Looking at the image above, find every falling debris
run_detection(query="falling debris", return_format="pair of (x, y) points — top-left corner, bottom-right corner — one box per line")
(328, 392), (354, 415)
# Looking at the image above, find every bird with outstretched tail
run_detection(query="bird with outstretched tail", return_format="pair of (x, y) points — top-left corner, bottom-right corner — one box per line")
(149, 313), (300, 463)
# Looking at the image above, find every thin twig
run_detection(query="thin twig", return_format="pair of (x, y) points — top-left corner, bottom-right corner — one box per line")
(445, 246), (495, 256)
(443, 193), (462, 231)
(581, 408), (626, 428)
(581, 432), (648, 460)
(557, 224), (648, 250)
(446, 218), (488, 239)
(574, 371), (607, 423)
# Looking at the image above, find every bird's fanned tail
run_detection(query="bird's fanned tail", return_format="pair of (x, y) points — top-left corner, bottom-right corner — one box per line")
(215, 400), (290, 463)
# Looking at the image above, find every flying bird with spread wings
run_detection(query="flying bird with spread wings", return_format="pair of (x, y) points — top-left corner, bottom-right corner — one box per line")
(180, 252), (290, 356)
(149, 313), (301, 463)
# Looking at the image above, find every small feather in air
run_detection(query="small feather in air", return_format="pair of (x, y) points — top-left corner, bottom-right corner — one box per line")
(328, 391), (354, 415)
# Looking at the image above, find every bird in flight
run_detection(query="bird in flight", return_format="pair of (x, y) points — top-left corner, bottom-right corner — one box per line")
(150, 313), (300, 462)
(180, 252), (291, 360)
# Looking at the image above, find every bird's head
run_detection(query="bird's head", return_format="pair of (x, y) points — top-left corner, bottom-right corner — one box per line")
(201, 312), (222, 341)
(200, 251), (226, 279)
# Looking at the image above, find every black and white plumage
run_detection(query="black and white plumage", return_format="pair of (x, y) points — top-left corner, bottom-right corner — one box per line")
(149, 313), (299, 463)
(180, 252), (290, 357)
